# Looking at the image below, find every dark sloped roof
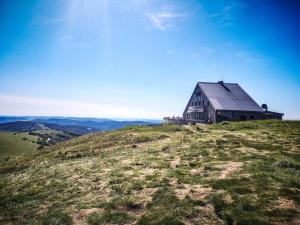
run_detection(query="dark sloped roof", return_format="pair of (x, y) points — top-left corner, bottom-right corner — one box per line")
(198, 82), (263, 112)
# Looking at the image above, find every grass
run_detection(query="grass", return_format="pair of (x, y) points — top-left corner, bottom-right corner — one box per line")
(0, 132), (39, 159)
(42, 209), (73, 225)
(0, 129), (77, 161)
(0, 121), (299, 225)
(87, 211), (134, 225)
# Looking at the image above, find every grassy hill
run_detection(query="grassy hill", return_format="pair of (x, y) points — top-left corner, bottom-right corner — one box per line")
(0, 120), (158, 156)
(0, 121), (300, 225)
(0, 121), (99, 135)
(0, 132), (39, 159)
(0, 121), (101, 155)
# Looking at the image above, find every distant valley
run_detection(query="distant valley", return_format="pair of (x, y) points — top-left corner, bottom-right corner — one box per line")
(0, 116), (160, 158)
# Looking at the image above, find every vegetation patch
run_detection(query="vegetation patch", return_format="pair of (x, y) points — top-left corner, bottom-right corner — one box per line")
(87, 211), (134, 225)
(42, 209), (73, 225)
(0, 121), (300, 224)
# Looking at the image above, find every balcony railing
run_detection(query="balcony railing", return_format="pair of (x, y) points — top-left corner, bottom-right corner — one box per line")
(187, 106), (203, 113)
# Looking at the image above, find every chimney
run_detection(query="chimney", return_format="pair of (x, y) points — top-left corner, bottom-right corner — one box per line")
(218, 81), (230, 92)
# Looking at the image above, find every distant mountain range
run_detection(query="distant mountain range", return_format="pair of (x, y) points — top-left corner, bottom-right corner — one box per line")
(0, 116), (160, 132)
(0, 116), (160, 149)
(0, 121), (98, 135)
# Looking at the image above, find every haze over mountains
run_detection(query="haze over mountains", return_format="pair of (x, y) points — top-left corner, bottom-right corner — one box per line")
(0, 116), (160, 155)
(0, 116), (160, 134)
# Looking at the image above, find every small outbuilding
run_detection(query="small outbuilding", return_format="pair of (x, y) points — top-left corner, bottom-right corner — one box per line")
(182, 81), (283, 123)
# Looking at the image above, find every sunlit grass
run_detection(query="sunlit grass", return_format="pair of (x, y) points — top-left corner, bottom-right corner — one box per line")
(0, 121), (299, 224)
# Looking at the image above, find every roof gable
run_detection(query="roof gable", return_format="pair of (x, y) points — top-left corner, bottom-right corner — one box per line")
(198, 82), (263, 112)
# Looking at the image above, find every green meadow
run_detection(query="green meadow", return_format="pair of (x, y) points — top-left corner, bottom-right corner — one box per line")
(0, 120), (299, 225)
(0, 132), (39, 159)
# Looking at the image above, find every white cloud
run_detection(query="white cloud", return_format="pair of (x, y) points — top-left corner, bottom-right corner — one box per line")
(146, 11), (186, 30)
(0, 95), (164, 119)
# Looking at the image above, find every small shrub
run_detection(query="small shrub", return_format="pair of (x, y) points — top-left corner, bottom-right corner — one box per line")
(220, 121), (231, 126)
(273, 159), (300, 171)
(209, 193), (227, 217)
(161, 145), (170, 151)
(42, 210), (72, 225)
(196, 126), (203, 132)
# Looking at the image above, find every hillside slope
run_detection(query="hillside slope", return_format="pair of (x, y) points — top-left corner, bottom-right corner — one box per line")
(0, 132), (38, 158)
(0, 121), (99, 135)
(0, 121), (300, 225)
(0, 116), (159, 131)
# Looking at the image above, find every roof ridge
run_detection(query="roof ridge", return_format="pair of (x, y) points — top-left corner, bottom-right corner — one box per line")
(197, 82), (238, 85)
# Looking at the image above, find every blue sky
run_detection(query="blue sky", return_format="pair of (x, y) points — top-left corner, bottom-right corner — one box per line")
(0, 0), (299, 119)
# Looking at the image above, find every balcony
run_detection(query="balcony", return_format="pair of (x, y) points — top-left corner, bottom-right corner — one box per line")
(187, 106), (204, 113)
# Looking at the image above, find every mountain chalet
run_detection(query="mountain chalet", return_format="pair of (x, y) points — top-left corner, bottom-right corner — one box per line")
(179, 81), (283, 123)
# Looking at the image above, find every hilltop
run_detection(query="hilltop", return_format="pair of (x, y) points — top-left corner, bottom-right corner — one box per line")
(0, 121), (300, 225)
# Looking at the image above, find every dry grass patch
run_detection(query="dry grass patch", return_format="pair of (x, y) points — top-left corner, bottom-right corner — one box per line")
(170, 156), (181, 169)
(73, 208), (103, 225)
(190, 186), (212, 200)
(276, 198), (297, 210)
(218, 161), (243, 179)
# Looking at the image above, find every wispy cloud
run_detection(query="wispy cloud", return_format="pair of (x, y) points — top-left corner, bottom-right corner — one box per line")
(146, 11), (186, 30)
(210, 1), (245, 27)
(54, 33), (89, 48)
(235, 50), (261, 63)
(190, 46), (215, 59)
